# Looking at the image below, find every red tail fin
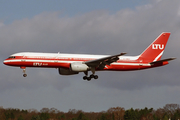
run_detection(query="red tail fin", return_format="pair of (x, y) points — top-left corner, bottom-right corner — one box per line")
(138, 32), (171, 62)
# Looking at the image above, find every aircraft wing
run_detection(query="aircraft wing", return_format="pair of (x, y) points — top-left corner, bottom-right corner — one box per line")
(150, 58), (176, 65)
(84, 53), (126, 69)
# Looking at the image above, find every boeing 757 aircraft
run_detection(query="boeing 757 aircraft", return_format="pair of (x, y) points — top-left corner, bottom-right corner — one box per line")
(4, 32), (175, 80)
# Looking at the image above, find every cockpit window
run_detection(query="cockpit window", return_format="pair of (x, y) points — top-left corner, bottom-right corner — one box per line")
(8, 56), (15, 59)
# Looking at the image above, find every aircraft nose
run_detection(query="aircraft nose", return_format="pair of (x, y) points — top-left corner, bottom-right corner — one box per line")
(3, 59), (9, 65)
(3, 60), (7, 65)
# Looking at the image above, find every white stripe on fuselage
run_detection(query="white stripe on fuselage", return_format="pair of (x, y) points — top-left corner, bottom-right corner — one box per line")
(11, 52), (140, 61)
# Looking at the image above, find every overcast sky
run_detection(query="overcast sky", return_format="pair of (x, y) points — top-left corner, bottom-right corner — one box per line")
(0, 0), (180, 112)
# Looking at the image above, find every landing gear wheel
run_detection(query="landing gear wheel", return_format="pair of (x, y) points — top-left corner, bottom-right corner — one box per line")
(23, 74), (27, 77)
(87, 77), (91, 81)
(89, 74), (98, 79)
(90, 74), (94, 78)
(83, 76), (87, 80)
(94, 75), (98, 79)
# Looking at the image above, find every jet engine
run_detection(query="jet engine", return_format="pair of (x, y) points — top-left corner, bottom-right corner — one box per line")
(70, 62), (90, 72)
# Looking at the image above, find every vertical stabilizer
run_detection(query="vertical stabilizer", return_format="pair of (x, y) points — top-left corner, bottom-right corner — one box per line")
(138, 32), (171, 62)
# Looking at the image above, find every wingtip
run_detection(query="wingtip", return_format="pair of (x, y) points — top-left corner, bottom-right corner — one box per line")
(121, 52), (127, 55)
(170, 57), (176, 60)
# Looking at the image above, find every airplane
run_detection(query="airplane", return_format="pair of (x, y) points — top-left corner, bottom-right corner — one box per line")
(3, 32), (175, 81)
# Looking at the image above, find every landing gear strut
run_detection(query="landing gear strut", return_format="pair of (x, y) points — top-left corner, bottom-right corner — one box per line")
(21, 67), (27, 77)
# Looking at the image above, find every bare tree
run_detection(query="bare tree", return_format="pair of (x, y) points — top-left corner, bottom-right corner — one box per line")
(108, 107), (125, 120)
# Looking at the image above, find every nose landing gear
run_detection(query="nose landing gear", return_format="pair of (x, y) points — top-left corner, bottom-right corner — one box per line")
(21, 67), (27, 77)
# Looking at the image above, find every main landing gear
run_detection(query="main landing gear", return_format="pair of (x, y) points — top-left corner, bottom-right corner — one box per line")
(83, 68), (98, 81)
(83, 74), (98, 81)
(21, 67), (27, 77)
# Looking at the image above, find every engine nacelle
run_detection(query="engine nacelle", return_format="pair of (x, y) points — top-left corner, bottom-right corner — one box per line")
(70, 62), (89, 72)
(58, 68), (79, 75)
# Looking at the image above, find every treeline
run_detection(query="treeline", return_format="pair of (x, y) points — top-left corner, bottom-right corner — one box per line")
(0, 104), (180, 120)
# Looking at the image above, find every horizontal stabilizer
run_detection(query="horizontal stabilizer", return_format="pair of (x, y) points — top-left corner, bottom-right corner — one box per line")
(150, 58), (176, 65)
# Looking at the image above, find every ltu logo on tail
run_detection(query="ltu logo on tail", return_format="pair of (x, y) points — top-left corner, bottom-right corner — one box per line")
(152, 44), (164, 50)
